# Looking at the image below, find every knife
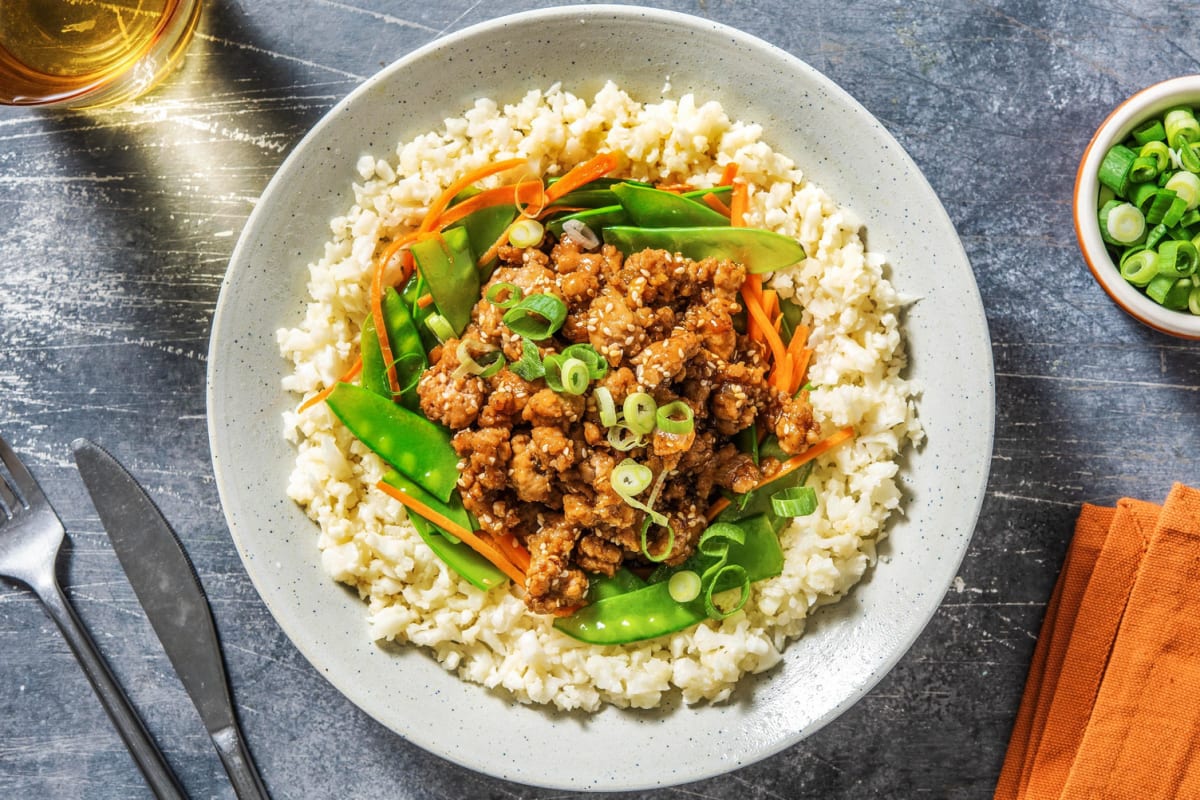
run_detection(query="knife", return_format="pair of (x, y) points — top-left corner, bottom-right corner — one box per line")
(72, 438), (270, 800)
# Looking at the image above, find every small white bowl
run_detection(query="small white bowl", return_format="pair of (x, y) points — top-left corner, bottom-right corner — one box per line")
(1075, 75), (1200, 340)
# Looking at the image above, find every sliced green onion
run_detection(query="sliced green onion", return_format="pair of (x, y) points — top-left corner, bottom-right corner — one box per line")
(1120, 248), (1160, 286)
(1165, 171), (1200, 210)
(611, 459), (653, 495)
(1156, 239), (1199, 278)
(593, 386), (617, 427)
(1189, 285), (1200, 315)
(606, 425), (645, 451)
(561, 343), (608, 379)
(667, 570), (701, 603)
(702, 565), (750, 619)
(655, 400), (695, 435)
(1099, 201), (1145, 245)
(1181, 142), (1200, 174)
(424, 313), (455, 343)
(1165, 107), (1200, 149)
(560, 357), (590, 395)
(502, 293), (567, 340)
(1146, 275), (1192, 309)
(1129, 155), (1160, 183)
(639, 515), (675, 563)
(770, 485), (818, 517)
(508, 338), (545, 381)
(508, 218), (545, 249)
(561, 218), (600, 249)
(1140, 140), (1171, 172)
(485, 281), (524, 309)
(1098, 144), (1137, 195)
(1147, 223), (1170, 248)
(695, 523), (750, 619)
(1132, 116), (1167, 144)
(541, 353), (566, 392)
(453, 339), (505, 379)
(623, 392), (657, 434)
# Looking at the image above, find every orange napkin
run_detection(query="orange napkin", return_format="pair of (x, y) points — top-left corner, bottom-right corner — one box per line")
(996, 483), (1200, 800)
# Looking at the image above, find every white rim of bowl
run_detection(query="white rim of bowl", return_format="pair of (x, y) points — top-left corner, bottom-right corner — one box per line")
(1074, 75), (1200, 340)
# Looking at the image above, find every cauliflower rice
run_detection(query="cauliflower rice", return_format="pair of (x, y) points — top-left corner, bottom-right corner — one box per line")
(277, 82), (922, 711)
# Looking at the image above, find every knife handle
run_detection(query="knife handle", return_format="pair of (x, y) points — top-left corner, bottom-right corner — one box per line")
(212, 725), (270, 799)
(36, 573), (187, 800)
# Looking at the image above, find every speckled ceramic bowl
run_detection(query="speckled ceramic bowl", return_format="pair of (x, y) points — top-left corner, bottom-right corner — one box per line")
(208, 5), (993, 790)
(1075, 75), (1200, 340)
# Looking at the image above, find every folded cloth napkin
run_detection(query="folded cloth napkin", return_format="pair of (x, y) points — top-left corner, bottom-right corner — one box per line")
(995, 483), (1200, 800)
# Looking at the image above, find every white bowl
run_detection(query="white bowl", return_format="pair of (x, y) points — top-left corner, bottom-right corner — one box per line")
(1075, 75), (1200, 340)
(207, 5), (993, 790)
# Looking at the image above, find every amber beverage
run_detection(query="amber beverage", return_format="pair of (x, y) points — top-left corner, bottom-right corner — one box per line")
(0, 0), (201, 109)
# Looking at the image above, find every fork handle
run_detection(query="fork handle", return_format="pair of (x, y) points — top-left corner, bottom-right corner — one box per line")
(35, 574), (187, 800)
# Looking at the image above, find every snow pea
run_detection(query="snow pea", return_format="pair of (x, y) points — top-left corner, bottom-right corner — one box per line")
(360, 286), (427, 410)
(325, 382), (459, 502)
(545, 184), (732, 237)
(380, 471), (506, 591)
(553, 514), (783, 645)
(410, 226), (480, 336)
(449, 202), (514, 280)
(611, 182), (731, 228)
(718, 452), (814, 535)
(603, 225), (806, 274)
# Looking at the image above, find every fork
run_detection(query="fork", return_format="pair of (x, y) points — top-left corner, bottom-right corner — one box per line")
(0, 435), (186, 800)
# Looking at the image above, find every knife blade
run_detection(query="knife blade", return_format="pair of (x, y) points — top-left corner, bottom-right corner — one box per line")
(72, 438), (270, 800)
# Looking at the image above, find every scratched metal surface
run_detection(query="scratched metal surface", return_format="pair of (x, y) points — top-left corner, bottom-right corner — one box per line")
(1, 1), (1197, 797)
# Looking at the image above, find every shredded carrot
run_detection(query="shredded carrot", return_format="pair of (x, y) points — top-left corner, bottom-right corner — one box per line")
(434, 180), (546, 229)
(772, 352), (793, 392)
(782, 324), (811, 394)
(743, 284), (787, 367)
(762, 289), (779, 323)
(376, 480), (526, 584)
(700, 192), (732, 216)
(418, 157), (528, 233)
(297, 357), (362, 413)
(790, 348), (814, 394)
(772, 427), (854, 483)
(417, 293), (434, 309)
(729, 178), (749, 227)
(492, 531), (532, 573)
(718, 162), (739, 186)
(544, 152), (620, 204)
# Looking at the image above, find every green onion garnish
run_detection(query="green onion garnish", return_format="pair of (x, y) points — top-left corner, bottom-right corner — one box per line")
(485, 281), (524, 309)
(655, 400), (695, 435)
(560, 357), (590, 395)
(623, 392), (657, 435)
(593, 386), (618, 427)
(425, 313), (455, 343)
(1165, 106), (1200, 149)
(667, 570), (701, 603)
(508, 218), (545, 249)
(606, 425), (644, 451)
(611, 458), (652, 495)
(1120, 248), (1159, 286)
(502, 293), (567, 340)
(770, 485), (819, 517)
(1156, 240), (1199, 278)
(561, 343), (608, 379)
(1098, 144), (1137, 195)
(1099, 201), (1145, 245)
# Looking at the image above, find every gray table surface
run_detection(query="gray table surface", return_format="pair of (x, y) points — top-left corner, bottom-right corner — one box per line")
(2, 1), (1198, 797)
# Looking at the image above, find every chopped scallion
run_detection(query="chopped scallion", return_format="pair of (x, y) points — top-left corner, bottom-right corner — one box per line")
(655, 400), (695, 435)
(485, 281), (524, 309)
(623, 392), (657, 434)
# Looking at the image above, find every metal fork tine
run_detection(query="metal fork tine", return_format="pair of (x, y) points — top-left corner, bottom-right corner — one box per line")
(0, 472), (19, 519)
(0, 435), (45, 507)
